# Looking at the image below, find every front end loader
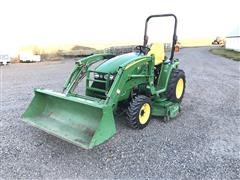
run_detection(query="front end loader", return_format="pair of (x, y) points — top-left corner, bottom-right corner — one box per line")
(22, 14), (186, 149)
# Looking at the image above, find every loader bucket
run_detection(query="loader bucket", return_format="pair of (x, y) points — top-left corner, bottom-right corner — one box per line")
(22, 89), (116, 149)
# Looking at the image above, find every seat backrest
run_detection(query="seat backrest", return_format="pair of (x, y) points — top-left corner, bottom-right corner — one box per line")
(147, 43), (165, 65)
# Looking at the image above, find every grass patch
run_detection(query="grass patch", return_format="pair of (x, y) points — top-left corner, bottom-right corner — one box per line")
(209, 48), (240, 61)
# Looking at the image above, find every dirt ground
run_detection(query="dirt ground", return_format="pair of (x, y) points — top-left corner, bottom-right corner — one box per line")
(0, 47), (239, 179)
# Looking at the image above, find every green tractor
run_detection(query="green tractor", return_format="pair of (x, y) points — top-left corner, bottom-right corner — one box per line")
(22, 14), (186, 149)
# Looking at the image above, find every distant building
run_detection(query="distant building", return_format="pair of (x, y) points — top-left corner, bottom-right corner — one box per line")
(225, 26), (240, 52)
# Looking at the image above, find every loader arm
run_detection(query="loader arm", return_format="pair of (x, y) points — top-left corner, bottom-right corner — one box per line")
(63, 54), (115, 94)
(105, 55), (156, 108)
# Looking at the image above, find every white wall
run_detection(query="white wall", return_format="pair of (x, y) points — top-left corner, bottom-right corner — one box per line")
(225, 37), (240, 52)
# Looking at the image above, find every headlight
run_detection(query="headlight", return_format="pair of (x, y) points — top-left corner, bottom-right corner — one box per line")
(109, 74), (115, 80)
(94, 73), (115, 80)
(94, 73), (100, 79)
(103, 74), (115, 80)
(103, 74), (109, 80)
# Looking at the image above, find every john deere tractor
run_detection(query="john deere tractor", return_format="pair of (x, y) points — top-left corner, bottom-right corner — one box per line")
(22, 14), (186, 149)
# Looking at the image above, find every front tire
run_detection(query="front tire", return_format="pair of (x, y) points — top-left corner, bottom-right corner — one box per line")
(127, 95), (152, 129)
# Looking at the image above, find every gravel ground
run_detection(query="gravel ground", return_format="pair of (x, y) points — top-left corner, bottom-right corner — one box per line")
(0, 47), (240, 179)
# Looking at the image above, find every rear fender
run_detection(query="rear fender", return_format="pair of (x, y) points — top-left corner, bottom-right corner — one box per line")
(156, 59), (179, 93)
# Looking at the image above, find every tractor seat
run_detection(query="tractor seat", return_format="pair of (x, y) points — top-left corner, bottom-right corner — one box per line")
(147, 43), (165, 65)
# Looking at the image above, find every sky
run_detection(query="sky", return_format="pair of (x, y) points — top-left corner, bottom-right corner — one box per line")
(0, 0), (239, 51)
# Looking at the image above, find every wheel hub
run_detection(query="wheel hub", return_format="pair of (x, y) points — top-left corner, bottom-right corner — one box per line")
(139, 103), (151, 124)
(176, 78), (184, 99)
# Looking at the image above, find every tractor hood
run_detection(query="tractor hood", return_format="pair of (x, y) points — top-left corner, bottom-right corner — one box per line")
(96, 52), (142, 73)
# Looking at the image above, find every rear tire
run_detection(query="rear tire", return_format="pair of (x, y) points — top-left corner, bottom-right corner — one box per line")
(167, 69), (186, 102)
(127, 95), (152, 129)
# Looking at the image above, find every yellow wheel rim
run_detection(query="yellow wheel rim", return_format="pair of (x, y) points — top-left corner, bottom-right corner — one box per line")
(139, 103), (151, 124)
(176, 78), (184, 99)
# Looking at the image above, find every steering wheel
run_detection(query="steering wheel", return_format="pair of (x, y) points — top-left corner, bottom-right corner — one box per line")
(135, 45), (150, 55)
